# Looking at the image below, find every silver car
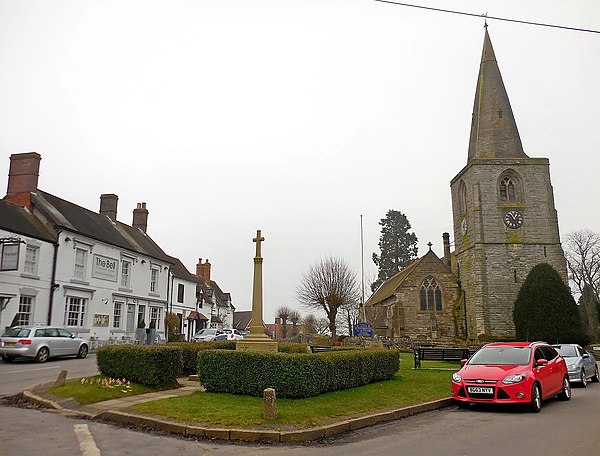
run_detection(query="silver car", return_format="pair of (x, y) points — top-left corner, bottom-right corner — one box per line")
(553, 344), (599, 388)
(192, 328), (222, 342)
(0, 326), (89, 363)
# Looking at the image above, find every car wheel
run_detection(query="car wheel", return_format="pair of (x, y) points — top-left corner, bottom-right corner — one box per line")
(557, 376), (571, 401)
(76, 344), (88, 359)
(529, 383), (542, 413)
(35, 346), (50, 363)
(580, 369), (587, 388)
(592, 365), (600, 383)
(1, 354), (15, 363)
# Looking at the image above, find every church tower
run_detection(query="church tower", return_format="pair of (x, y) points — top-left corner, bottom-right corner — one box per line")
(450, 27), (567, 339)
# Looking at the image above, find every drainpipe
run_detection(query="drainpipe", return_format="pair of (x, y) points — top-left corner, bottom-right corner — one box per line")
(48, 240), (60, 325)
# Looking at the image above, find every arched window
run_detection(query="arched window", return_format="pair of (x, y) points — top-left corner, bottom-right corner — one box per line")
(458, 180), (467, 215)
(420, 276), (443, 311)
(498, 169), (523, 203)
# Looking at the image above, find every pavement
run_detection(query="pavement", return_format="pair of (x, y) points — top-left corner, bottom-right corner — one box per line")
(17, 376), (453, 444)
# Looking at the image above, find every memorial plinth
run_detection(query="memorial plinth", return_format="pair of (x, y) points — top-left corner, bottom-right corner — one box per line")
(236, 230), (278, 353)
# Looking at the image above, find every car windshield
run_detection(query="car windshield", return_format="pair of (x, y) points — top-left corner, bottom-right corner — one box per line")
(196, 329), (216, 335)
(2, 328), (31, 338)
(554, 345), (578, 357)
(469, 347), (532, 365)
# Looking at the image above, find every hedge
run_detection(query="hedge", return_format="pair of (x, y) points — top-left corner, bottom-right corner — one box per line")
(96, 345), (182, 387)
(166, 341), (236, 375)
(198, 349), (399, 398)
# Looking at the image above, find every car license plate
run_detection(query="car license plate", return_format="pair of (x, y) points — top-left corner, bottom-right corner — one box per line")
(467, 386), (493, 394)
(3, 341), (16, 346)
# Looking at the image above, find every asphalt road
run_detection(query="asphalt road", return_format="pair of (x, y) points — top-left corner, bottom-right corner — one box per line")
(2, 358), (600, 455)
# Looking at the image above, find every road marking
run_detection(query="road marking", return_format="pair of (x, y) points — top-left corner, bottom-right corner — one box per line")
(3, 366), (62, 374)
(74, 424), (101, 456)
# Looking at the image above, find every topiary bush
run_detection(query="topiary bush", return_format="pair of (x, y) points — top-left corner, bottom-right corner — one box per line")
(198, 349), (399, 398)
(96, 345), (182, 387)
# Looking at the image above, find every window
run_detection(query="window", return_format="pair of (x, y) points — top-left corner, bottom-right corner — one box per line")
(113, 301), (123, 328)
(150, 306), (162, 329)
(120, 259), (131, 288)
(74, 248), (88, 280)
(499, 177), (516, 202)
(18, 296), (33, 325)
(64, 296), (86, 327)
(150, 268), (159, 293)
(420, 276), (443, 311)
(1, 242), (20, 271)
(457, 180), (468, 215)
(177, 284), (184, 303)
(137, 305), (146, 327)
(498, 170), (523, 204)
(24, 245), (39, 275)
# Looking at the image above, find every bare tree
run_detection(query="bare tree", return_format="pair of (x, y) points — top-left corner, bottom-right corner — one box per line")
(275, 305), (292, 339)
(296, 256), (360, 341)
(289, 309), (301, 338)
(565, 230), (600, 339)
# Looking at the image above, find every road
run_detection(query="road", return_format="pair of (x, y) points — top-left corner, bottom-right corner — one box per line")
(2, 358), (600, 455)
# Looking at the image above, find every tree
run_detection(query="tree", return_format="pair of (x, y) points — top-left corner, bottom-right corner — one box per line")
(579, 284), (600, 341)
(371, 209), (418, 292)
(289, 309), (301, 338)
(565, 230), (600, 337)
(296, 256), (360, 341)
(275, 305), (292, 339)
(513, 263), (589, 345)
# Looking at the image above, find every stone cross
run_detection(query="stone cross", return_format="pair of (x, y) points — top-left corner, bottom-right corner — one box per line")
(253, 230), (265, 258)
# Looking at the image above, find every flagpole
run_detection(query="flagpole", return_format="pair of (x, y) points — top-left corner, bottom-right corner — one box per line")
(360, 214), (365, 321)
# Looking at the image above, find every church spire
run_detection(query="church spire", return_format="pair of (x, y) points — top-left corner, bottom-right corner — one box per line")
(467, 27), (527, 161)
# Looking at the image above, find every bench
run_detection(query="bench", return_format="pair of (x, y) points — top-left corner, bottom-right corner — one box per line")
(414, 346), (470, 369)
(310, 345), (332, 353)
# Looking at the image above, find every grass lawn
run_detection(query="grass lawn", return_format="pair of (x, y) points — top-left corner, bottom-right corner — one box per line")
(129, 353), (458, 428)
(48, 375), (156, 405)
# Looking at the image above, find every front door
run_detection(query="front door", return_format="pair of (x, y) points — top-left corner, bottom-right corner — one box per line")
(126, 305), (135, 333)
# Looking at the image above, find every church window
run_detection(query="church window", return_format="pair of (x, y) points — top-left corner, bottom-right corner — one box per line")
(498, 109), (503, 118)
(458, 180), (468, 215)
(420, 276), (443, 311)
(499, 177), (516, 202)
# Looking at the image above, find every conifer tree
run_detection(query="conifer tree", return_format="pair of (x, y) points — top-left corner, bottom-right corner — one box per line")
(371, 209), (418, 292)
(513, 263), (589, 345)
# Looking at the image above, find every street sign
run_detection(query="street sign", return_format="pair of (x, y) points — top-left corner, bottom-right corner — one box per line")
(353, 322), (374, 337)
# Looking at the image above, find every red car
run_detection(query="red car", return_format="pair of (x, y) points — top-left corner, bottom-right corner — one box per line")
(451, 341), (571, 412)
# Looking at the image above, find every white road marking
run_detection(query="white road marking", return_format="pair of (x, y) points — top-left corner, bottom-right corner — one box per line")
(3, 366), (62, 374)
(74, 424), (101, 456)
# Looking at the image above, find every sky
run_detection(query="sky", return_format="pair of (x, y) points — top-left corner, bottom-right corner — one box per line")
(1, 1), (599, 324)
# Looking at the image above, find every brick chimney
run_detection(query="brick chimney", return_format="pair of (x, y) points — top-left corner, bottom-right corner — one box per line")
(5, 152), (41, 210)
(442, 232), (451, 267)
(132, 202), (148, 233)
(100, 194), (118, 222)
(196, 258), (211, 283)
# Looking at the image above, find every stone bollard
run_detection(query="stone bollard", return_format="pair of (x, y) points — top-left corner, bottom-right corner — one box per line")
(54, 369), (68, 387)
(263, 388), (277, 419)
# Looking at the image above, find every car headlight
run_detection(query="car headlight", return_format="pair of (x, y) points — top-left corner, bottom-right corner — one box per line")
(502, 374), (526, 384)
(452, 373), (462, 383)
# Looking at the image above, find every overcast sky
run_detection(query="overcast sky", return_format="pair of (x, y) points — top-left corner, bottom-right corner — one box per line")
(1, 1), (599, 324)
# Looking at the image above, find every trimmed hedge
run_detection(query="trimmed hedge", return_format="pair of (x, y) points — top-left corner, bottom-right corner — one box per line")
(198, 349), (399, 398)
(167, 341), (236, 375)
(96, 345), (182, 387)
(277, 342), (310, 354)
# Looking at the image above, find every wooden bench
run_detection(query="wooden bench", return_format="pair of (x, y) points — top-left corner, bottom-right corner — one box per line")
(310, 345), (332, 353)
(414, 346), (470, 369)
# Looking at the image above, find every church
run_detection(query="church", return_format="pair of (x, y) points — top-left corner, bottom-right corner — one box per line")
(365, 28), (568, 343)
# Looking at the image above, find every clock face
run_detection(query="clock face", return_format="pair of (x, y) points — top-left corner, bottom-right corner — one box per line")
(504, 210), (523, 229)
(461, 218), (468, 235)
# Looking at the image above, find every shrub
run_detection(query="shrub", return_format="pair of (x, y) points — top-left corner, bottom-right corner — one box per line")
(96, 345), (182, 387)
(513, 263), (590, 345)
(167, 341), (236, 375)
(278, 342), (310, 354)
(198, 349), (399, 398)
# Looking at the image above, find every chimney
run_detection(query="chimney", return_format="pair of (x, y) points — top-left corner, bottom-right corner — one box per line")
(132, 202), (148, 233)
(100, 194), (118, 222)
(442, 232), (451, 267)
(196, 258), (211, 283)
(5, 152), (42, 210)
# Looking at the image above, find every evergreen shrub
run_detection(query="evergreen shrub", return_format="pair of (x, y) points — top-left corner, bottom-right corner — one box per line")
(96, 345), (182, 387)
(198, 349), (400, 398)
(168, 341), (236, 375)
(277, 342), (310, 353)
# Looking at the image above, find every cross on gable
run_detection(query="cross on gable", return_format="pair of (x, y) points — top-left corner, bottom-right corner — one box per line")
(253, 230), (265, 257)
(427, 242), (433, 251)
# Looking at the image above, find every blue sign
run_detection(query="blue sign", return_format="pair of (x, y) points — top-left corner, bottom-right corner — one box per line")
(353, 322), (374, 337)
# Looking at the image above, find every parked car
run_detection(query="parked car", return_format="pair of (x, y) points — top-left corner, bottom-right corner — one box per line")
(0, 326), (89, 363)
(192, 328), (222, 342)
(221, 328), (244, 340)
(553, 343), (599, 387)
(451, 341), (571, 412)
(213, 333), (229, 341)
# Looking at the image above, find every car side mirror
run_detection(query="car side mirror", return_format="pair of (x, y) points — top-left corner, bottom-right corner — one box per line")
(460, 359), (468, 366)
(536, 358), (548, 367)
(583, 353), (590, 359)
(70, 334), (75, 339)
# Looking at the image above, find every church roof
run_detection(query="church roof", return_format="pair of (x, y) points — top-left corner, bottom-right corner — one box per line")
(366, 256), (424, 307)
(467, 27), (528, 161)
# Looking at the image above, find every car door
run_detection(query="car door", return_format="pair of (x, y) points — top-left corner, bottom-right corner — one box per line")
(42, 328), (61, 356)
(578, 346), (594, 378)
(57, 328), (78, 355)
(533, 347), (556, 396)
(542, 345), (563, 394)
